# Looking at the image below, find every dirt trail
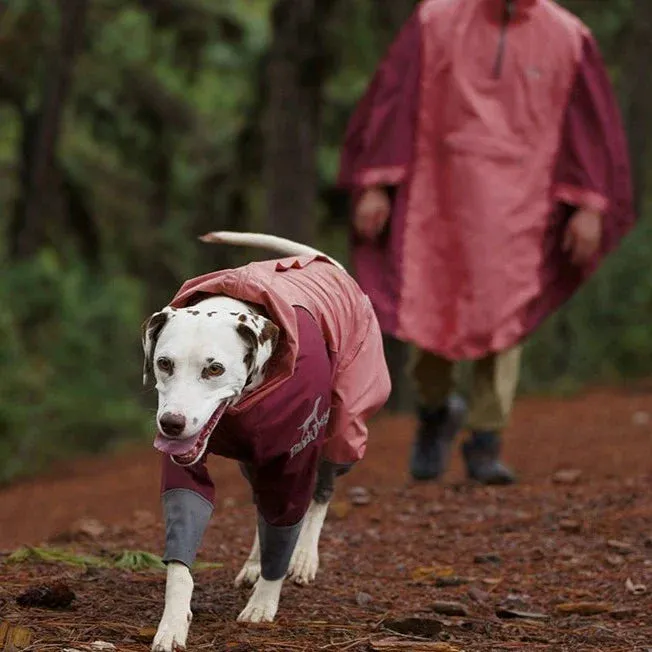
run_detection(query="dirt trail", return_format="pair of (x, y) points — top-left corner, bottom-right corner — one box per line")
(0, 389), (650, 651)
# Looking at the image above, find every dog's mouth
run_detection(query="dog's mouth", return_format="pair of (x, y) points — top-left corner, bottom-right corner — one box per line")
(153, 402), (228, 466)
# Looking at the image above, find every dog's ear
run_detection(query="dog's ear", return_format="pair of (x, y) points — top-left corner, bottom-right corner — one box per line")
(235, 314), (279, 390)
(141, 310), (171, 385)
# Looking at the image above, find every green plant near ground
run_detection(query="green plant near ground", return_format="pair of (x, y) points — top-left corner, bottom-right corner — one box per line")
(6, 546), (223, 572)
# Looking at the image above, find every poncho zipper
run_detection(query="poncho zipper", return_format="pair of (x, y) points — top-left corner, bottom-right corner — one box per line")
(493, 0), (515, 79)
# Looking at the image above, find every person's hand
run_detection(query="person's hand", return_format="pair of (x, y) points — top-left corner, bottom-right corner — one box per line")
(562, 208), (602, 266)
(354, 186), (391, 239)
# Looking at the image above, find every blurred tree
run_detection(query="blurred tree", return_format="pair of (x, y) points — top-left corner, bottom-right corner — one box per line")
(620, 0), (652, 214)
(10, 0), (90, 259)
(263, 0), (340, 242)
(371, 0), (417, 48)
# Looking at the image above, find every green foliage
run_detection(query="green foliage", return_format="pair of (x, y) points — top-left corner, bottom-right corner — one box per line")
(7, 546), (110, 568)
(522, 213), (652, 392)
(113, 550), (166, 571)
(7, 546), (222, 572)
(0, 251), (150, 484)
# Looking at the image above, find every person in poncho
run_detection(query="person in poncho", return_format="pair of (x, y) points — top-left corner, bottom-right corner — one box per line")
(337, 0), (635, 484)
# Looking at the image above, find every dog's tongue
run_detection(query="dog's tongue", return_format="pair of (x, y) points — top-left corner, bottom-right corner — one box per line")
(153, 432), (200, 456)
(152, 403), (229, 457)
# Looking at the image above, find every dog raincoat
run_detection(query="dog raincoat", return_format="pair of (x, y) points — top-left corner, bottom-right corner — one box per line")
(159, 256), (390, 576)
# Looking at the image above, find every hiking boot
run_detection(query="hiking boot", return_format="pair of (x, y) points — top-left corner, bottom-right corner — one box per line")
(462, 430), (516, 485)
(410, 394), (467, 481)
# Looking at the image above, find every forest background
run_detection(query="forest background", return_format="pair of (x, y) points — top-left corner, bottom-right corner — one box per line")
(0, 0), (650, 482)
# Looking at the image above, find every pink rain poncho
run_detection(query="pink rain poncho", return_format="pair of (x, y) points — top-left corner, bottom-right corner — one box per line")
(338, 0), (635, 360)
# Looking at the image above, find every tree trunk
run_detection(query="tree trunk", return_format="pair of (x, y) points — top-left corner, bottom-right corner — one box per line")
(263, 0), (337, 243)
(11, 0), (89, 258)
(371, 0), (417, 49)
(372, 0), (417, 412)
(620, 2), (652, 216)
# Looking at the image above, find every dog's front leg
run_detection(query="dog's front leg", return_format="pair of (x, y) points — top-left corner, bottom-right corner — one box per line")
(237, 512), (302, 623)
(153, 488), (213, 651)
(152, 562), (193, 651)
(237, 575), (284, 623)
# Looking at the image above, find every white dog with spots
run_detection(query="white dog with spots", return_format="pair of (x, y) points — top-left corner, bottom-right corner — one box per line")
(145, 232), (390, 651)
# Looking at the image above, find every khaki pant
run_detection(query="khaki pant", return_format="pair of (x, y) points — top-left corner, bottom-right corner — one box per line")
(411, 346), (522, 432)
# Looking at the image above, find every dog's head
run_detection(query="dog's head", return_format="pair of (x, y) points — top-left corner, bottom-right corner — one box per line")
(141, 299), (279, 466)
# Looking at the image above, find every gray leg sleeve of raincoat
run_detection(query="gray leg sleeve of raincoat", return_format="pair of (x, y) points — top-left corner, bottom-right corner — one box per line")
(162, 488), (213, 567)
(257, 512), (304, 581)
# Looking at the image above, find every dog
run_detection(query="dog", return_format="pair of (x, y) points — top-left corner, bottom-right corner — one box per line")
(142, 232), (391, 652)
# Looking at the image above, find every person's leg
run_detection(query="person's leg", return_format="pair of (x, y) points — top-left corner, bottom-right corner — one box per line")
(409, 348), (467, 480)
(412, 347), (456, 409)
(463, 344), (522, 484)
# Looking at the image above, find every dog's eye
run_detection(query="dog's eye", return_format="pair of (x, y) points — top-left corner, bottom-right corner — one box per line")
(157, 357), (173, 373)
(206, 362), (225, 377)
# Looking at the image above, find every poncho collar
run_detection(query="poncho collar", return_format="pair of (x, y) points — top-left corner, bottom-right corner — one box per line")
(484, 0), (539, 22)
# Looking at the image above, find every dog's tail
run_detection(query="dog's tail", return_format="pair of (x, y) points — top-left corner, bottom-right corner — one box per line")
(199, 231), (344, 271)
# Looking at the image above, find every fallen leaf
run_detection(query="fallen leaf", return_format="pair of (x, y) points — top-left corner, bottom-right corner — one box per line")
(605, 554), (625, 567)
(427, 503), (445, 515)
(607, 540), (635, 554)
(502, 593), (531, 609)
(610, 607), (638, 620)
(434, 576), (471, 588)
(73, 518), (107, 539)
(356, 591), (373, 607)
(0, 621), (33, 650)
(429, 601), (469, 617)
(631, 410), (650, 426)
(530, 548), (545, 561)
(134, 627), (158, 643)
(15, 582), (75, 609)
(552, 469), (582, 485)
(468, 587), (489, 603)
(625, 578), (647, 595)
(558, 546), (576, 560)
(411, 566), (455, 582)
(90, 643), (117, 651)
(473, 552), (502, 564)
(329, 501), (351, 520)
(384, 617), (442, 638)
(496, 608), (549, 620)
(348, 486), (371, 506)
(371, 639), (463, 651)
(555, 602), (612, 616)
(348, 486), (370, 499)
(559, 519), (582, 533)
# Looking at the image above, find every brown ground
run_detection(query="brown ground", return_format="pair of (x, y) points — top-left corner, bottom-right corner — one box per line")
(0, 389), (651, 652)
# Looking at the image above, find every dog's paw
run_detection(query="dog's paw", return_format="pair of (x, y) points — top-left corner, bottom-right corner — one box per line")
(237, 578), (281, 623)
(151, 611), (191, 652)
(234, 559), (261, 588)
(287, 544), (319, 586)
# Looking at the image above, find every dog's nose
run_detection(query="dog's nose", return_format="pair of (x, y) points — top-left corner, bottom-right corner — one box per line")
(159, 412), (186, 437)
